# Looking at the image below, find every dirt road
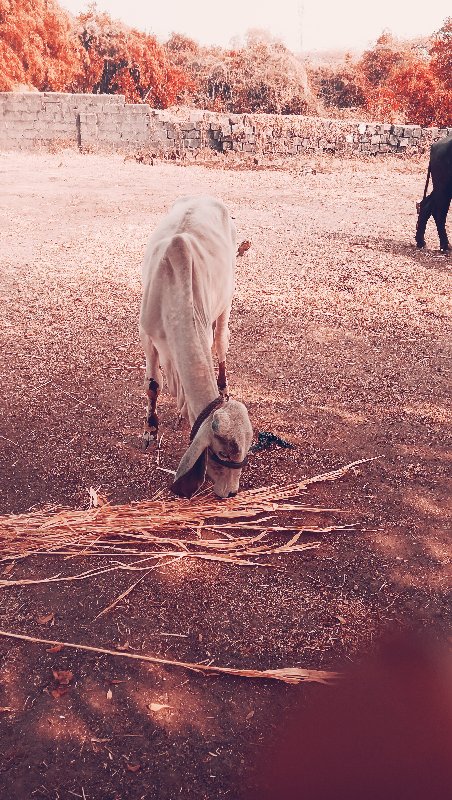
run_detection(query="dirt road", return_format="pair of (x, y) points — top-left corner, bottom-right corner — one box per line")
(0, 150), (450, 799)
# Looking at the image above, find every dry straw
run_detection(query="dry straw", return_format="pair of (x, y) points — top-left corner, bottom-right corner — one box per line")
(0, 459), (372, 685)
(0, 459), (370, 568)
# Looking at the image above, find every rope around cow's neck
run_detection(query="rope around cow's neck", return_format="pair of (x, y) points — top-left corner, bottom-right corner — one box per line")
(189, 395), (226, 442)
(189, 402), (294, 470)
(189, 396), (248, 469)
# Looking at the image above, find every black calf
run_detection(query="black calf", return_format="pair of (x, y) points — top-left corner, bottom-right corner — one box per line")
(416, 134), (452, 252)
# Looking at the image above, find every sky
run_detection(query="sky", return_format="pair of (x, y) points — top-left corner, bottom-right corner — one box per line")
(60, 0), (451, 53)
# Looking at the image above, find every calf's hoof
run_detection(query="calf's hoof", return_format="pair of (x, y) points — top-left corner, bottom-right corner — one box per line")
(416, 240), (426, 249)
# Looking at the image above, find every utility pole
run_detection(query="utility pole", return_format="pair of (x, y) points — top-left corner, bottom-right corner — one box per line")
(297, 2), (305, 53)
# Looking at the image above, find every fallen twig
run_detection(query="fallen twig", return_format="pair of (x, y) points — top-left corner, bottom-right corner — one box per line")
(0, 629), (337, 685)
(92, 556), (183, 620)
(0, 434), (19, 447)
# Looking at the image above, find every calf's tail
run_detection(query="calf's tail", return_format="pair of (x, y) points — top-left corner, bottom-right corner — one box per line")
(422, 164), (431, 200)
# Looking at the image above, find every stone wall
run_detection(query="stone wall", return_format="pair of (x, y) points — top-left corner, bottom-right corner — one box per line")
(0, 92), (151, 151)
(0, 91), (451, 157)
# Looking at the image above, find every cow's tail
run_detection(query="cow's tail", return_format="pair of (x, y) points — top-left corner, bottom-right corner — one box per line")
(422, 164), (431, 200)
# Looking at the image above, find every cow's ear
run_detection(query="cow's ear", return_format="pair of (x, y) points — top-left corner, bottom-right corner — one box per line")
(171, 422), (210, 498)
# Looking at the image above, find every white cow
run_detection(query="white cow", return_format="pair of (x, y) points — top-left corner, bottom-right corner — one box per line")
(139, 195), (253, 499)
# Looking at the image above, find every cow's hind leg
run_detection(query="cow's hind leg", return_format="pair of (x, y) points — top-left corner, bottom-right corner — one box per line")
(432, 194), (451, 252)
(214, 307), (231, 396)
(416, 193), (433, 248)
(139, 328), (163, 447)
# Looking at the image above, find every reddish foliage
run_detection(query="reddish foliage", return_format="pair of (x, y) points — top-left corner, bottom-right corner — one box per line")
(0, 0), (81, 91)
(363, 84), (401, 121)
(390, 61), (441, 126)
(74, 8), (192, 106)
(362, 47), (452, 125)
(359, 31), (409, 87)
(0, 1), (450, 123)
(317, 24), (452, 125)
(0, 1), (191, 106)
(310, 59), (366, 110)
(430, 17), (452, 90)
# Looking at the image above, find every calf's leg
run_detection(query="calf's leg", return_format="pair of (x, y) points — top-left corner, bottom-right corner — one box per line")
(432, 193), (451, 252)
(416, 192), (433, 248)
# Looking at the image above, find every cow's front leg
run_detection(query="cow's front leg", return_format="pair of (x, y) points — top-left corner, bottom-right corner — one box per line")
(144, 377), (160, 447)
(140, 329), (162, 448)
(217, 360), (227, 396)
(214, 307), (231, 397)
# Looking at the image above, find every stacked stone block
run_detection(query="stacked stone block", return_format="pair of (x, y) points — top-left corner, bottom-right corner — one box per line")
(0, 92), (451, 157)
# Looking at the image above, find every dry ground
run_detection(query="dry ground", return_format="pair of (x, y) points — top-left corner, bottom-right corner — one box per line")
(0, 149), (451, 799)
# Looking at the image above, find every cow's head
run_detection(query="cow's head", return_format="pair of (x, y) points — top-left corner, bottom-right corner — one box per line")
(171, 399), (253, 499)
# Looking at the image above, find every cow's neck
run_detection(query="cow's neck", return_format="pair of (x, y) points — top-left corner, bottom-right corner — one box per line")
(175, 334), (220, 426)
(185, 363), (219, 427)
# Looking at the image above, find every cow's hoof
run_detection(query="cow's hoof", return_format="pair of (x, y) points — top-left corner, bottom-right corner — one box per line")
(143, 429), (157, 449)
(416, 241), (426, 249)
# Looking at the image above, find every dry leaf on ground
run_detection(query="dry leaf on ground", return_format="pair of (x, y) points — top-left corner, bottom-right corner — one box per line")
(126, 763), (141, 773)
(237, 240), (251, 256)
(51, 686), (69, 699)
(52, 669), (73, 685)
(149, 702), (172, 712)
(37, 613), (54, 625)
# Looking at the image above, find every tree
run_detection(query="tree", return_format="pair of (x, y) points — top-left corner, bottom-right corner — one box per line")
(310, 60), (366, 110)
(358, 31), (408, 87)
(75, 6), (192, 106)
(226, 31), (313, 114)
(354, 28), (452, 125)
(0, 0), (81, 91)
(430, 17), (452, 90)
(390, 60), (440, 125)
(164, 29), (315, 114)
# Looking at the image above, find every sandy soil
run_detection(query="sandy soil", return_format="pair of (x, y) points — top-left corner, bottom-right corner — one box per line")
(0, 149), (451, 799)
